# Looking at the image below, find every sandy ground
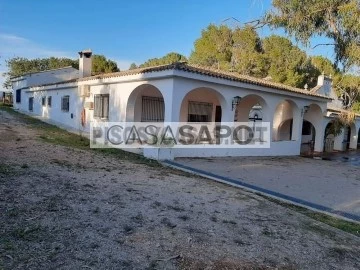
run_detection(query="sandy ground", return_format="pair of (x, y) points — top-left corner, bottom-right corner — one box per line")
(0, 109), (360, 270)
(174, 155), (360, 219)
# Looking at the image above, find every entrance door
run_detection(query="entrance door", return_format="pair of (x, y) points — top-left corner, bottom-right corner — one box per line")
(215, 106), (222, 144)
(215, 106), (222, 123)
(344, 126), (351, 150)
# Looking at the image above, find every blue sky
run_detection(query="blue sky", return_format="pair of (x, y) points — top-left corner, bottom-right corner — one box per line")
(0, 0), (334, 91)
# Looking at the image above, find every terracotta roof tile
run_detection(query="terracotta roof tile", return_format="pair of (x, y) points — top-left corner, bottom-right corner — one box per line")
(31, 62), (331, 100)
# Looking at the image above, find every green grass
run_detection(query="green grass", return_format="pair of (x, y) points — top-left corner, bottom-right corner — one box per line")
(0, 104), (161, 167)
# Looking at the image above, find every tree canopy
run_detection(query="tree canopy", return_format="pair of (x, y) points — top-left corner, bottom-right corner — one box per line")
(92, 55), (119, 75)
(189, 24), (232, 69)
(129, 63), (138, 70)
(264, 0), (360, 69)
(138, 52), (187, 68)
(3, 55), (119, 89)
(189, 24), (320, 88)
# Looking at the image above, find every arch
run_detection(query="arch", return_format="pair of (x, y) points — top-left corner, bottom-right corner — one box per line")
(125, 84), (165, 122)
(347, 122), (357, 150)
(273, 99), (299, 141)
(300, 120), (316, 154)
(303, 103), (323, 152)
(179, 87), (227, 122)
(324, 120), (336, 152)
(235, 94), (269, 122)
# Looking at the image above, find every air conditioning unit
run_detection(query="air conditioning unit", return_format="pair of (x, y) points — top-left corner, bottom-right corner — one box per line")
(79, 85), (90, 97)
(84, 101), (94, 110)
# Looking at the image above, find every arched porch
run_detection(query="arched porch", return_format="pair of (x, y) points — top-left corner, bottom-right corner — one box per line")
(302, 104), (324, 154)
(179, 87), (227, 123)
(272, 100), (300, 141)
(125, 84), (165, 122)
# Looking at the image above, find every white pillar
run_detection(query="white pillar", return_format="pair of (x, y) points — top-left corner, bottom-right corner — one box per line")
(221, 102), (234, 123)
(291, 108), (303, 153)
(291, 108), (302, 141)
(163, 90), (181, 123)
(314, 122), (325, 152)
(333, 129), (345, 151)
(349, 125), (358, 150)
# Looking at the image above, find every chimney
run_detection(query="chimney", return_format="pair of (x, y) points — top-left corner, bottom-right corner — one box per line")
(78, 49), (92, 78)
(317, 72), (332, 97)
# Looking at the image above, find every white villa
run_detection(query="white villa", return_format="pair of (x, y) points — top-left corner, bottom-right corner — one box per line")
(12, 50), (360, 160)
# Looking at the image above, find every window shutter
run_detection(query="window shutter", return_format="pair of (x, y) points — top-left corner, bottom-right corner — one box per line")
(94, 95), (101, 117)
(188, 101), (213, 122)
(102, 95), (109, 119)
(141, 96), (164, 122)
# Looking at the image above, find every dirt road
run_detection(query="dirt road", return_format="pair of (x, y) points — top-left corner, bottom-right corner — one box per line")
(0, 108), (359, 269)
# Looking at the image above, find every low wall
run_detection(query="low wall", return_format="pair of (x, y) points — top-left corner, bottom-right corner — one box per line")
(143, 141), (300, 160)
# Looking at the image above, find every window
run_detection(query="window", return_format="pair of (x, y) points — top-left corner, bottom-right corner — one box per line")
(302, 121), (312, 135)
(188, 101), (213, 122)
(94, 94), (109, 119)
(16, 89), (21, 103)
(61, 96), (70, 112)
(42, 96), (46, 106)
(47, 96), (52, 107)
(28, 97), (34, 111)
(141, 96), (164, 122)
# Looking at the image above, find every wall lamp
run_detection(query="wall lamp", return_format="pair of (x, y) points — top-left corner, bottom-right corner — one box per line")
(232, 96), (242, 111)
(301, 105), (310, 116)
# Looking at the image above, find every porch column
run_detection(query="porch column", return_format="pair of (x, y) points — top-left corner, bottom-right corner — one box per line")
(291, 108), (303, 153)
(314, 122), (325, 152)
(333, 129), (345, 151)
(264, 105), (276, 144)
(163, 90), (181, 123)
(221, 102), (234, 123)
(349, 125), (359, 150)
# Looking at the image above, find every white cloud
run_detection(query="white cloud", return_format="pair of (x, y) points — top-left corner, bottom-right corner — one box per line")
(0, 33), (137, 91)
(0, 33), (75, 91)
(0, 34), (29, 43)
(0, 33), (73, 59)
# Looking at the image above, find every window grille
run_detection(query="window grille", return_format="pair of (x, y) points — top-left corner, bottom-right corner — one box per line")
(16, 89), (21, 103)
(28, 97), (34, 111)
(61, 96), (70, 112)
(141, 96), (164, 122)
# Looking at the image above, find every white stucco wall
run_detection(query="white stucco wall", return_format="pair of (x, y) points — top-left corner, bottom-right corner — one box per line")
(13, 67), (359, 160)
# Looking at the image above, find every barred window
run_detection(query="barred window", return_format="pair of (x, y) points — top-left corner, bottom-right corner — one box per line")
(42, 96), (46, 106)
(141, 96), (164, 122)
(28, 97), (34, 111)
(47, 96), (52, 107)
(61, 96), (70, 112)
(188, 101), (213, 122)
(16, 89), (21, 103)
(94, 94), (109, 119)
(302, 121), (312, 135)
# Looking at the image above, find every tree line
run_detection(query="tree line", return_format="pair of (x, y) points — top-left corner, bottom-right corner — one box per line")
(3, 55), (119, 89)
(131, 24), (360, 112)
(3, 0), (359, 111)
